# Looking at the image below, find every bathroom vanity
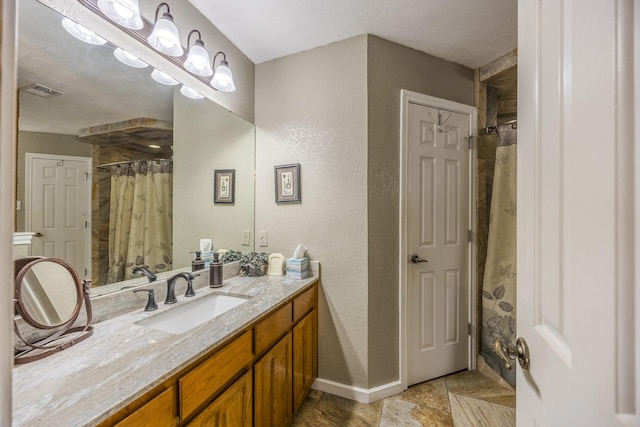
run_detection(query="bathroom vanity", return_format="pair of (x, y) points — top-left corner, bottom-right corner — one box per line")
(12, 274), (318, 426)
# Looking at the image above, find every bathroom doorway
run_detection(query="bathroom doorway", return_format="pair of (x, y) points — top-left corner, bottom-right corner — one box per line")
(475, 55), (518, 387)
(25, 153), (92, 278)
(400, 90), (478, 387)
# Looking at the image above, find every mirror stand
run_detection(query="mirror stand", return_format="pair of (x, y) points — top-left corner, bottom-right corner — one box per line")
(14, 257), (94, 364)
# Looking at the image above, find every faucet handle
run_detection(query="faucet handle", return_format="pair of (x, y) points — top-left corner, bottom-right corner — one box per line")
(133, 289), (158, 311)
(185, 278), (195, 297)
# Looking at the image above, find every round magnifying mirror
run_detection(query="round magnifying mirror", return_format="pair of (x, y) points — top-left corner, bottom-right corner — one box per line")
(15, 258), (82, 328)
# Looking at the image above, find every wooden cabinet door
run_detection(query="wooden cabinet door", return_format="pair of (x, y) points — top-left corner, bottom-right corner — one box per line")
(254, 332), (292, 427)
(187, 372), (252, 427)
(179, 331), (253, 421)
(114, 388), (175, 427)
(293, 310), (317, 412)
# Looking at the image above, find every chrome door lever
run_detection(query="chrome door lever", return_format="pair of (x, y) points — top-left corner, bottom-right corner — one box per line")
(493, 337), (530, 370)
(410, 255), (428, 264)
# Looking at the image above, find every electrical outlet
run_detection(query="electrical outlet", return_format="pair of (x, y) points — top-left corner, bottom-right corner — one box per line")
(242, 230), (251, 246)
(259, 231), (268, 247)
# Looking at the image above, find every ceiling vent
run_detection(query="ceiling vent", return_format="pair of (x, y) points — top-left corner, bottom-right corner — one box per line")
(19, 83), (63, 98)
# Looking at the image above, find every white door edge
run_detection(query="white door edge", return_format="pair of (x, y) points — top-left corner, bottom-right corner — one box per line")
(24, 152), (92, 277)
(399, 89), (478, 390)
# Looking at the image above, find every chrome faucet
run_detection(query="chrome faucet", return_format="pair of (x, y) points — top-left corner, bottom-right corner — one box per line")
(132, 266), (157, 283)
(165, 272), (195, 304)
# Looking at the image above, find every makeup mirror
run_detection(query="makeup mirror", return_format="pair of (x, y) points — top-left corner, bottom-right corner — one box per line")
(14, 257), (93, 364)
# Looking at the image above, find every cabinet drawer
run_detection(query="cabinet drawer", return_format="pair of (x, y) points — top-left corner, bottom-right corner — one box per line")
(254, 303), (292, 356)
(187, 371), (252, 427)
(115, 387), (174, 427)
(293, 285), (317, 323)
(179, 330), (253, 421)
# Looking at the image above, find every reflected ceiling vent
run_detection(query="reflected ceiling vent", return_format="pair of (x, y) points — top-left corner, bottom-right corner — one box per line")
(19, 83), (64, 98)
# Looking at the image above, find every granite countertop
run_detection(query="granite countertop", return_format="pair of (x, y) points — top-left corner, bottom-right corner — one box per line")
(12, 273), (319, 426)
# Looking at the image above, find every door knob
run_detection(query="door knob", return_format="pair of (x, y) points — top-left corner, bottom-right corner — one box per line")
(410, 255), (428, 264)
(34, 232), (43, 237)
(493, 337), (530, 370)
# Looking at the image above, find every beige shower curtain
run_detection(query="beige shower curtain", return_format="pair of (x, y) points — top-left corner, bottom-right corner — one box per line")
(481, 125), (517, 387)
(107, 160), (173, 283)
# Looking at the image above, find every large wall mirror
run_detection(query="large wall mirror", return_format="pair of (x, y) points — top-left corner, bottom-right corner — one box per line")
(15, 0), (255, 296)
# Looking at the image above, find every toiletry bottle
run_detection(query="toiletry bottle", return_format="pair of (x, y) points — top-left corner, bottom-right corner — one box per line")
(191, 251), (205, 271)
(210, 253), (223, 288)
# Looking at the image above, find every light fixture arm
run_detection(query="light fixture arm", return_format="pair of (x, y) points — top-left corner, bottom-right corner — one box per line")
(187, 29), (203, 49)
(212, 51), (227, 67)
(154, 2), (170, 23)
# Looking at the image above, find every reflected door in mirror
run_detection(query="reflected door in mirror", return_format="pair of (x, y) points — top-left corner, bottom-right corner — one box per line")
(26, 154), (91, 279)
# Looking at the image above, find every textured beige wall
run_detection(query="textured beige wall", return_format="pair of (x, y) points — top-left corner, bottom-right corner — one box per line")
(173, 90), (255, 270)
(255, 34), (474, 389)
(255, 36), (370, 388)
(16, 130), (93, 231)
(366, 35), (474, 387)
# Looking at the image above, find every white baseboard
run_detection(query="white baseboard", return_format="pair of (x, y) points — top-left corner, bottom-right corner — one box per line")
(311, 378), (405, 403)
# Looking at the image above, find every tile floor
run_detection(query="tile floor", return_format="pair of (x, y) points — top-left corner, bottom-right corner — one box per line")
(292, 370), (516, 427)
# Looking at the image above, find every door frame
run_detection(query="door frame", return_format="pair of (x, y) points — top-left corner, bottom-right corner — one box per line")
(399, 89), (478, 389)
(25, 152), (92, 277)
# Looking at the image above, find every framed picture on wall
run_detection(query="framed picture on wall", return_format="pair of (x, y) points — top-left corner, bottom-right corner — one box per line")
(274, 163), (301, 204)
(214, 169), (235, 204)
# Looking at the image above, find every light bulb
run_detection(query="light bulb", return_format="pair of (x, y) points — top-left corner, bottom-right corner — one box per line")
(180, 85), (204, 99)
(151, 69), (179, 86)
(113, 2), (134, 19)
(62, 17), (107, 45)
(97, 0), (143, 30)
(114, 48), (148, 68)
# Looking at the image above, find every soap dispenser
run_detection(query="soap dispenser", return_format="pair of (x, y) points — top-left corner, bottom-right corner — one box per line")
(191, 251), (205, 271)
(210, 253), (223, 288)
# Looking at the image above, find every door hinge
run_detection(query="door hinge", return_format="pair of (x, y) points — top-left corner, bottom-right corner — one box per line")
(85, 268), (88, 276)
(467, 136), (474, 150)
(468, 323), (472, 336)
(468, 229), (472, 242)
(85, 221), (88, 228)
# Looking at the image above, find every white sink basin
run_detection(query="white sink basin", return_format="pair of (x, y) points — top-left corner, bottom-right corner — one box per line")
(135, 292), (251, 334)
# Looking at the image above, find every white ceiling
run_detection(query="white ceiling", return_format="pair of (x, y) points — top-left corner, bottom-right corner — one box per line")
(187, 0), (517, 68)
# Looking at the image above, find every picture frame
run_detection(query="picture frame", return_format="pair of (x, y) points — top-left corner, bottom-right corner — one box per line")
(214, 169), (235, 204)
(274, 163), (301, 204)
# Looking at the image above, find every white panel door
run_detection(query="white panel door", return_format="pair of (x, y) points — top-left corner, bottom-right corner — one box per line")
(26, 154), (91, 278)
(517, 0), (638, 425)
(407, 102), (469, 385)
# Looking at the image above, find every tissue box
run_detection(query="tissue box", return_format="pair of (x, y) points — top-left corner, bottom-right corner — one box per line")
(201, 250), (215, 269)
(286, 257), (309, 279)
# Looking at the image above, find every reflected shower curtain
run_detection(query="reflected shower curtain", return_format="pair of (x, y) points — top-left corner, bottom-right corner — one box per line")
(107, 160), (173, 283)
(481, 125), (517, 387)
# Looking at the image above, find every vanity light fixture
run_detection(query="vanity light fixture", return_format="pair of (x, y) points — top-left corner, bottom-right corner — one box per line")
(113, 47), (149, 68)
(184, 30), (213, 77)
(210, 52), (236, 93)
(151, 68), (179, 86)
(80, 0), (239, 93)
(97, 0), (143, 30)
(180, 85), (205, 99)
(62, 17), (107, 45)
(147, 2), (183, 57)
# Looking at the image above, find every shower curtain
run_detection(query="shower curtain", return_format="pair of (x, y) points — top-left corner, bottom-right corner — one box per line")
(481, 125), (517, 387)
(107, 160), (173, 283)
